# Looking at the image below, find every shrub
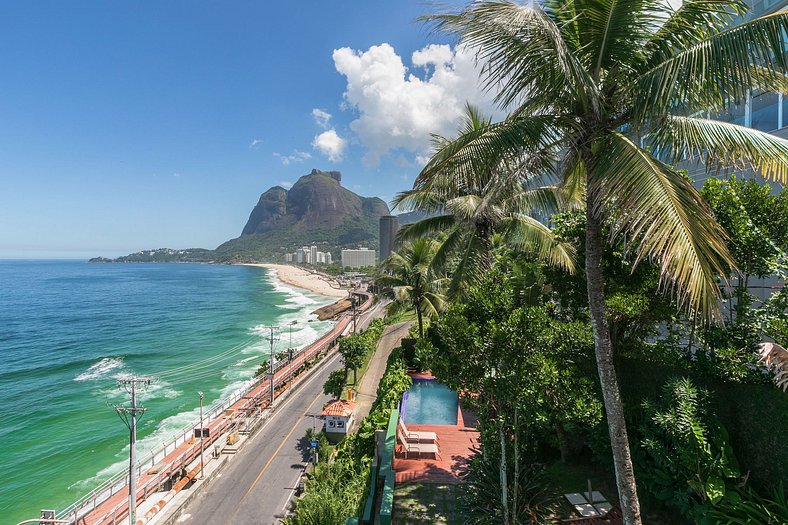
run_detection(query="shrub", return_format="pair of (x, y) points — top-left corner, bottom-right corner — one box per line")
(459, 449), (556, 524)
(284, 458), (369, 525)
(637, 377), (741, 520)
(711, 485), (788, 524)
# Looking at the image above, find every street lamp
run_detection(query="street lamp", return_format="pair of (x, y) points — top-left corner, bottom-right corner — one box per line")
(288, 320), (297, 389)
(198, 391), (204, 479)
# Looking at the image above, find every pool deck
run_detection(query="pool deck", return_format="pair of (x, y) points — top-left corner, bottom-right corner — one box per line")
(394, 374), (479, 484)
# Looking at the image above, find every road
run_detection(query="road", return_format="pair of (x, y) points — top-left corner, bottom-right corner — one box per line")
(175, 351), (343, 525)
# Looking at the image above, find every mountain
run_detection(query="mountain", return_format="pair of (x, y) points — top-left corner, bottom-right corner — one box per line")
(92, 169), (391, 263)
(396, 210), (436, 226)
(215, 169), (390, 262)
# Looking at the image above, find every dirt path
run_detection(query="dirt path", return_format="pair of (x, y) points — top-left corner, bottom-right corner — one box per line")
(351, 320), (414, 429)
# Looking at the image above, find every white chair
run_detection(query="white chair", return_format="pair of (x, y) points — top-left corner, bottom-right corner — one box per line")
(398, 418), (438, 443)
(397, 427), (441, 459)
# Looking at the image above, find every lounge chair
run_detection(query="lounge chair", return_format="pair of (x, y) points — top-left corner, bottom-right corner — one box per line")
(398, 418), (438, 443)
(397, 427), (441, 459)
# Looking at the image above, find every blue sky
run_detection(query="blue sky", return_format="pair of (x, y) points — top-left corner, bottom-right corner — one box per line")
(0, 0), (502, 258)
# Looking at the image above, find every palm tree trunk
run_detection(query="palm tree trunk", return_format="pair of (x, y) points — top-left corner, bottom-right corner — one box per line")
(585, 210), (643, 525)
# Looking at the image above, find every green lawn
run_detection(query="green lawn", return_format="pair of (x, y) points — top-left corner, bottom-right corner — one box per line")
(392, 483), (463, 525)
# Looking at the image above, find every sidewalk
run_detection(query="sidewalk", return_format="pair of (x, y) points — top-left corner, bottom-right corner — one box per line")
(351, 320), (414, 428)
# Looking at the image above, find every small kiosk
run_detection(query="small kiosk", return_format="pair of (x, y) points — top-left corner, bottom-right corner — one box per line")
(321, 400), (356, 443)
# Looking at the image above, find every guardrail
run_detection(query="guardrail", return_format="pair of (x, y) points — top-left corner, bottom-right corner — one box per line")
(52, 290), (373, 525)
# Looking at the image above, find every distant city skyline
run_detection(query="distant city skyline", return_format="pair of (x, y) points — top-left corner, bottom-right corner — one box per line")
(0, 1), (501, 259)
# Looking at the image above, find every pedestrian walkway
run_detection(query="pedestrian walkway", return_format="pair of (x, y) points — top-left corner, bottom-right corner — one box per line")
(351, 320), (413, 429)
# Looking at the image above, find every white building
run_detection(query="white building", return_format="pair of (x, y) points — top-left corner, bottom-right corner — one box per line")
(341, 248), (376, 269)
(321, 400), (355, 444)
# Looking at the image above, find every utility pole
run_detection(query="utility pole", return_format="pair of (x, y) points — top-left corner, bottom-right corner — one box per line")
(114, 377), (151, 525)
(261, 326), (279, 406)
(198, 391), (205, 479)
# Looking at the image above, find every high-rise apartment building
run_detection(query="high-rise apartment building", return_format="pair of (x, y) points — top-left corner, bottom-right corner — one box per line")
(341, 248), (376, 269)
(379, 215), (400, 261)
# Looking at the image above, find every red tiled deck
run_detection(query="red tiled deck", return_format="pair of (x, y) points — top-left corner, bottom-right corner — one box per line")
(394, 402), (479, 484)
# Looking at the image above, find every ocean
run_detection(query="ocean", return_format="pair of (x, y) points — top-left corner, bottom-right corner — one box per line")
(0, 260), (336, 524)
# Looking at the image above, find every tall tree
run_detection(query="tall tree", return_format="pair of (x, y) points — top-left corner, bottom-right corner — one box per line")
(395, 104), (577, 298)
(375, 239), (447, 337)
(420, 2), (788, 522)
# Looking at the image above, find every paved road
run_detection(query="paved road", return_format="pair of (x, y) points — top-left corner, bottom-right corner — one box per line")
(175, 351), (342, 525)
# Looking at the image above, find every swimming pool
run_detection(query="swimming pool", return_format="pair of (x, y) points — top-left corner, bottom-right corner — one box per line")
(402, 379), (459, 425)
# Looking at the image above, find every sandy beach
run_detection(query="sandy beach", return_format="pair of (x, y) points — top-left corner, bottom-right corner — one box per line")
(245, 263), (348, 298)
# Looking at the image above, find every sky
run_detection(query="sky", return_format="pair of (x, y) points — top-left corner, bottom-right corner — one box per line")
(0, 0), (502, 258)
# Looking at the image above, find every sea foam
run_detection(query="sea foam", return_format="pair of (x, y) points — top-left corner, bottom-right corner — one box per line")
(74, 357), (124, 381)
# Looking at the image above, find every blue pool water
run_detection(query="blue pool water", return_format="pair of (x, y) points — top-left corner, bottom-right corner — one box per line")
(403, 379), (459, 425)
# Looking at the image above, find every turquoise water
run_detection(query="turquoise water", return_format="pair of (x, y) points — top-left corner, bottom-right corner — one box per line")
(403, 380), (459, 425)
(0, 260), (335, 524)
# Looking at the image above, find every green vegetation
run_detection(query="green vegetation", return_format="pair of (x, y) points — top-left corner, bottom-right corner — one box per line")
(414, 1), (788, 521)
(287, 347), (412, 525)
(375, 239), (447, 338)
(322, 369), (346, 399)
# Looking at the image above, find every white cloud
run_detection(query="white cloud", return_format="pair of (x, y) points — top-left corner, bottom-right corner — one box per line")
(249, 138), (263, 149)
(311, 108), (332, 129)
(332, 42), (498, 165)
(273, 150), (312, 166)
(279, 180), (294, 189)
(312, 129), (347, 162)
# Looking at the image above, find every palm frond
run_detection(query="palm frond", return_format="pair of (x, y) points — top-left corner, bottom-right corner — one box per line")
(653, 115), (788, 184)
(644, 0), (746, 59)
(592, 131), (736, 320)
(446, 195), (485, 222)
(415, 113), (564, 191)
(447, 232), (487, 300)
(504, 214), (577, 273)
(633, 12), (788, 118)
(392, 188), (445, 213)
(396, 215), (458, 244)
(420, 1), (597, 111)
(574, 0), (656, 78)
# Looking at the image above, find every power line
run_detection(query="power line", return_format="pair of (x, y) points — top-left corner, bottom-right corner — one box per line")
(154, 337), (257, 378)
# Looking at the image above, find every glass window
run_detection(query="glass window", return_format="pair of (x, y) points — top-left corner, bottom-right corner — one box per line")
(752, 91), (779, 131)
(712, 101), (746, 126)
(782, 94), (788, 129)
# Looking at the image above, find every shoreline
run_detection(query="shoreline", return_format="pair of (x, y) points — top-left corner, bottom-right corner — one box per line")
(244, 263), (347, 298)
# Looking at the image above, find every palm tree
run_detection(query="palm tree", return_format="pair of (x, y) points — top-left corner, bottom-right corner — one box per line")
(420, 2), (788, 523)
(394, 104), (577, 298)
(375, 238), (447, 338)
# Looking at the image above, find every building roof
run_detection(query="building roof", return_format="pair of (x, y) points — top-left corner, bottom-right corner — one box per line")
(321, 400), (355, 417)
